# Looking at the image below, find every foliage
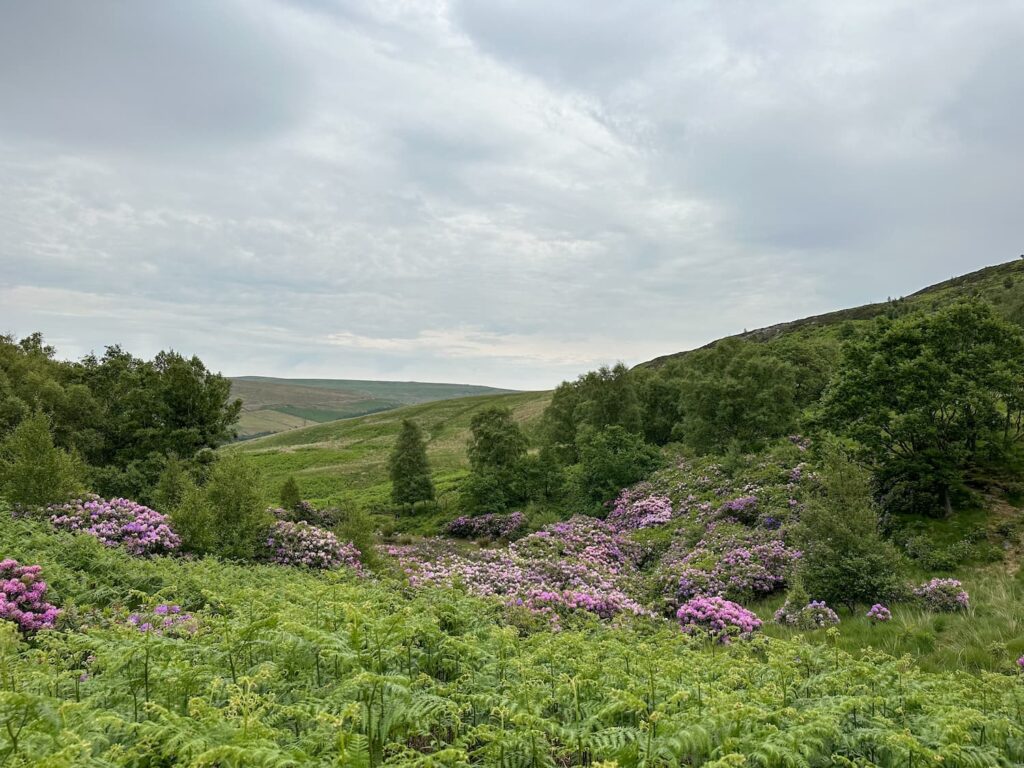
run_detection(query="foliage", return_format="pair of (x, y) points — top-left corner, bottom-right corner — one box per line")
(127, 603), (198, 636)
(169, 480), (218, 555)
(0, 559), (59, 632)
(571, 425), (660, 506)
(866, 603), (892, 623)
(150, 455), (191, 515)
(914, 578), (970, 612)
(444, 511), (526, 539)
(199, 456), (273, 560)
(675, 596), (762, 642)
(49, 496), (180, 556)
(606, 492), (674, 531)
(774, 599), (841, 629)
(462, 407), (533, 514)
(279, 475), (302, 511)
(820, 298), (1024, 515)
(265, 521), (361, 570)
(0, 334), (241, 503)
(796, 450), (906, 610)
(389, 419), (435, 506)
(672, 339), (799, 453)
(0, 412), (83, 509)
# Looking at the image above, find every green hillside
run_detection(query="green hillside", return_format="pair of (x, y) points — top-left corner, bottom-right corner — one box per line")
(230, 390), (550, 510)
(231, 376), (516, 440)
(641, 258), (1024, 368)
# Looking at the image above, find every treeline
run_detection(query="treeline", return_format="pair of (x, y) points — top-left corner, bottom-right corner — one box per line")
(0, 333), (241, 507)
(444, 297), (1024, 519)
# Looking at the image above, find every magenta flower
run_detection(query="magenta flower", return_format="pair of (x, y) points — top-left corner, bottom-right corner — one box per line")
(266, 521), (361, 571)
(0, 559), (60, 632)
(49, 496), (180, 556)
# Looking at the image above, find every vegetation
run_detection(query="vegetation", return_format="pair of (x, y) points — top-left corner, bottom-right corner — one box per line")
(0, 412), (83, 508)
(389, 420), (435, 506)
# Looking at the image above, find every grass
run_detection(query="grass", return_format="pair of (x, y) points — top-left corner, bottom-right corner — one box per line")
(230, 377), (517, 439)
(228, 390), (551, 510)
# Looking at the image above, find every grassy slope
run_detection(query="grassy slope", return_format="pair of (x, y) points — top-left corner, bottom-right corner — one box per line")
(230, 390), (551, 510)
(231, 376), (517, 440)
(641, 258), (1024, 368)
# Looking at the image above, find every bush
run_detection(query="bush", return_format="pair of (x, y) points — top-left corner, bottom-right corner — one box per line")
(572, 425), (660, 505)
(170, 481), (218, 555)
(0, 558), (60, 632)
(866, 603), (892, 623)
(797, 450), (906, 610)
(202, 456), (273, 560)
(389, 420), (435, 505)
(266, 521), (361, 570)
(775, 599), (840, 629)
(49, 496), (180, 556)
(0, 412), (83, 509)
(445, 511), (526, 539)
(676, 596), (761, 642)
(279, 476), (302, 511)
(914, 578), (969, 612)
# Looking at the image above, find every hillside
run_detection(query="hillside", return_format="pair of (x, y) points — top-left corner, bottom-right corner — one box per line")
(641, 258), (1024, 368)
(230, 389), (550, 510)
(231, 376), (516, 440)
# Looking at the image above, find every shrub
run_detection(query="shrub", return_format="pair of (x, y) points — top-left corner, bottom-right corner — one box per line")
(49, 496), (180, 556)
(269, 501), (340, 529)
(775, 599), (840, 629)
(169, 480), (217, 555)
(0, 412), (83, 509)
(914, 578), (969, 612)
(606, 493), (673, 531)
(676, 596), (761, 642)
(203, 456), (273, 560)
(0, 558), (60, 632)
(867, 603), (892, 623)
(266, 521), (361, 571)
(445, 511), (526, 539)
(279, 476), (302, 511)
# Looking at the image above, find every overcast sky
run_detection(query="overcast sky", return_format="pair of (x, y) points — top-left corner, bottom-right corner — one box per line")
(1, 1), (1022, 390)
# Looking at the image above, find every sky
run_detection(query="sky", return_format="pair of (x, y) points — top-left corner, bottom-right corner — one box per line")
(1, 1), (1022, 390)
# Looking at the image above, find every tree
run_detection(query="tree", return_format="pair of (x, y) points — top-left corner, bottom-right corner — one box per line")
(202, 456), (272, 560)
(796, 449), (905, 611)
(572, 425), (660, 505)
(279, 476), (302, 511)
(467, 408), (528, 472)
(633, 367), (683, 445)
(152, 456), (191, 514)
(169, 479), (217, 555)
(0, 412), (83, 508)
(389, 420), (435, 506)
(820, 299), (1024, 516)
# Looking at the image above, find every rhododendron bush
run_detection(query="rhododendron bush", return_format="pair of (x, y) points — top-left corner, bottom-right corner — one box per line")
(445, 511), (526, 539)
(775, 599), (840, 629)
(49, 496), (180, 556)
(676, 596), (762, 641)
(914, 578), (970, 612)
(267, 521), (361, 570)
(0, 559), (60, 632)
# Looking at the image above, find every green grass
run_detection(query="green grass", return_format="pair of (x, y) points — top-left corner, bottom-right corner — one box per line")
(229, 390), (551, 510)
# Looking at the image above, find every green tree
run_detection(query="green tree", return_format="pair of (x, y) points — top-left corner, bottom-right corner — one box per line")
(389, 420), (435, 506)
(571, 425), (660, 506)
(0, 412), (83, 508)
(279, 475), (302, 511)
(633, 367), (683, 445)
(203, 456), (272, 560)
(151, 456), (191, 514)
(169, 479), (218, 555)
(676, 339), (798, 453)
(820, 299), (1024, 516)
(467, 407), (528, 472)
(796, 450), (906, 611)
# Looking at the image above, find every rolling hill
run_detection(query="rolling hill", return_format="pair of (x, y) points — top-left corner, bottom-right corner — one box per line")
(231, 376), (516, 440)
(229, 390), (550, 510)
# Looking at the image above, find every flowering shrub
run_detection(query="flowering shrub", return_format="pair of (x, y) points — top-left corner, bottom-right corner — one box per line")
(606, 493), (674, 531)
(676, 596), (761, 642)
(0, 559), (60, 632)
(718, 495), (759, 522)
(388, 517), (648, 621)
(914, 578), (969, 612)
(269, 502), (340, 528)
(658, 523), (801, 604)
(445, 511), (526, 539)
(127, 604), (197, 636)
(866, 603), (892, 623)
(49, 496), (180, 556)
(775, 599), (839, 629)
(1017, 655), (1024, 671)
(266, 521), (361, 570)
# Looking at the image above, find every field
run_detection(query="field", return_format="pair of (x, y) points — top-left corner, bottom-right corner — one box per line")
(231, 377), (517, 440)
(230, 390), (551, 510)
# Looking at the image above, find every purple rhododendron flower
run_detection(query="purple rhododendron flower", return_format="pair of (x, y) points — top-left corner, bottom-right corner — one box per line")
(49, 496), (180, 556)
(913, 578), (969, 612)
(676, 596), (761, 642)
(0, 559), (60, 632)
(267, 521), (361, 571)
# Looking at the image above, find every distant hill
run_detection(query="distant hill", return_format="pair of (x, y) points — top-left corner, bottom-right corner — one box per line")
(229, 390), (550, 509)
(231, 376), (517, 440)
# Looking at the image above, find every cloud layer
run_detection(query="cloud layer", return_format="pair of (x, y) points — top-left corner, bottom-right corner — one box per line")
(2, 0), (1022, 388)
